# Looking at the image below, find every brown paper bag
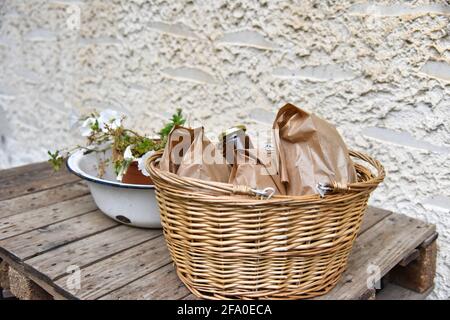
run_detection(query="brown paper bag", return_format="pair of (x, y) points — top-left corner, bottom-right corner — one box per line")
(273, 103), (357, 195)
(228, 148), (286, 195)
(160, 126), (230, 183)
(159, 125), (193, 173)
(220, 128), (254, 165)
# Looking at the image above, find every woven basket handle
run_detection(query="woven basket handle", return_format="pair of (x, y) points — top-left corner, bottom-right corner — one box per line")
(317, 150), (385, 195)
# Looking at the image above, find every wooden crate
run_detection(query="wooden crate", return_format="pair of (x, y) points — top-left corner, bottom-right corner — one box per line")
(0, 162), (438, 300)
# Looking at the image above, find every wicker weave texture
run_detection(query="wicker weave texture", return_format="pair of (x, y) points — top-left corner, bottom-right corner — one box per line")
(146, 150), (385, 299)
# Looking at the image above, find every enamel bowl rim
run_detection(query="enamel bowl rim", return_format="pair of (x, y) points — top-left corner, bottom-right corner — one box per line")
(66, 150), (155, 190)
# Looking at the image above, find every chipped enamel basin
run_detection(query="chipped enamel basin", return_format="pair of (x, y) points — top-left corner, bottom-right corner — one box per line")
(66, 150), (161, 228)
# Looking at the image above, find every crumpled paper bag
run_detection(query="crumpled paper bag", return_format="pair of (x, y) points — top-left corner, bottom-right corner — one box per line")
(159, 125), (193, 174)
(228, 148), (286, 195)
(220, 129), (254, 165)
(273, 103), (357, 195)
(160, 126), (230, 183)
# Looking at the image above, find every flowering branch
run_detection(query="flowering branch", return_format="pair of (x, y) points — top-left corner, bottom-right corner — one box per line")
(47, 108), (185, 180)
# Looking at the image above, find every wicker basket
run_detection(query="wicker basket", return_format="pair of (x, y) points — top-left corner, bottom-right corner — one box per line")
(146, 150), (385, 299)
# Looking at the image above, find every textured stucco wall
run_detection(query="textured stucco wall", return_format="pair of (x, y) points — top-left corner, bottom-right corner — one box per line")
(0, 0), (449, 299)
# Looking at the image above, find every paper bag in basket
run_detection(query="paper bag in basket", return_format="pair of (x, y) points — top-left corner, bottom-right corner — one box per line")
(273, 103), (357, 195)
(159, 125), (193, 174)
(228, 148), (286, 195)
(160, 126), (230, 183)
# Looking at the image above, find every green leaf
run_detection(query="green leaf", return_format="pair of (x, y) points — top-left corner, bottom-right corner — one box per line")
(133, 137), (156, 157)
(91, 119), (99, 131)
(158, 108), (186, 146)
(47, 150), (64, 171)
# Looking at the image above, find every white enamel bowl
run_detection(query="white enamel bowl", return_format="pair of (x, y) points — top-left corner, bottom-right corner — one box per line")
(66, 150), (161, 228)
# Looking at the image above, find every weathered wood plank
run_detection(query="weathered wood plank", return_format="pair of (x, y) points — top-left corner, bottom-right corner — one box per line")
(316, 213), (436, 300)
(0, 211), (117, 261)
(100, 264), (190, 300)
(0, 162), (50, 181)
(0, 162), (63, 187)
(56, 236), (171, 299)
(0, 260), (9, 289)
(0, 182), (89, 219)
(398, 249), (420, 267)
(360, 288), (376, 300)
(8, 267), (52, 300)
(0, 252), (69, 300)
(0, 195), (97, 240)
(359, 207), (392, 235)
(389, 239), (437, 293)
(376, 282), (433, 300)
(0, 167), (79, 201)
(27, 225), (162, 280)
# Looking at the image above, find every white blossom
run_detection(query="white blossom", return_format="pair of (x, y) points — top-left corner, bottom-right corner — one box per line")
(79, 109), (123, 137)
(123, 145), (135, 161)
(80, 117), (97, 136)
(137, 150), (154, 177)
(116, 146), (134, 182)
(98, 109), (123, 132)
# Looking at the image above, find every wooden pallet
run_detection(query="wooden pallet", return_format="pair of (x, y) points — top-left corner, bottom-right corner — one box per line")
(0, 162), (437, 300)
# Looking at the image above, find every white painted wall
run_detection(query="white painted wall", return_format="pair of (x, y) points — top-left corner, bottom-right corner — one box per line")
(0, 0), (449, 299)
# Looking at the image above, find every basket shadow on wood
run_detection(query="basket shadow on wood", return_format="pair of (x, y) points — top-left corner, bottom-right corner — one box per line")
(146, 150), (385, 300)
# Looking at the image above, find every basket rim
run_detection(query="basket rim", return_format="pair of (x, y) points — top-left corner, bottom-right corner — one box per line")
(145, 149), (385, 201)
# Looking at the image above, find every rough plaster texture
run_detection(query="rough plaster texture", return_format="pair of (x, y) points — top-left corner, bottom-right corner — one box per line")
(0, 0), (449, 299)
